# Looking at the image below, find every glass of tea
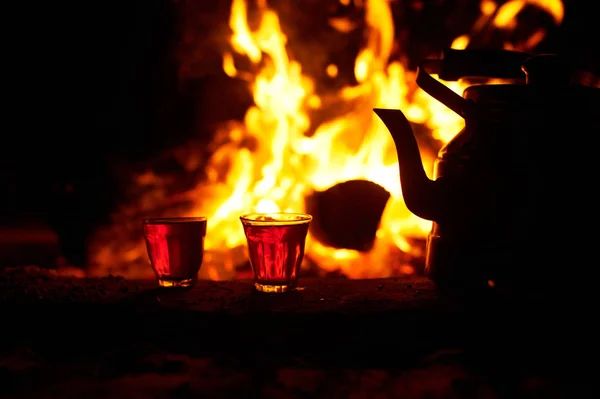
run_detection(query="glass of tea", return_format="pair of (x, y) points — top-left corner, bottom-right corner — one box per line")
(240, 213), (312, 293)
(142, 217), (207, 288)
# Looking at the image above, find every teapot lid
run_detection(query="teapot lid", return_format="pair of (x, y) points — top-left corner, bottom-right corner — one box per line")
(463, 82), (600, 109)
(416, 49), (600, 119)
(462, 54), (600, 108)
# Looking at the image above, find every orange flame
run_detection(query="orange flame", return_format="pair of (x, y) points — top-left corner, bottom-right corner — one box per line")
(84, 0), (564, 280)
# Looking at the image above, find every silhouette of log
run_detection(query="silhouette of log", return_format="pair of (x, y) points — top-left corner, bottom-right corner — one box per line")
(305, 179), (390, 252)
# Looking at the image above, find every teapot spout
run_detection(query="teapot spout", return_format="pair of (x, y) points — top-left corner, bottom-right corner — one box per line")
(374, 108), (441, 221)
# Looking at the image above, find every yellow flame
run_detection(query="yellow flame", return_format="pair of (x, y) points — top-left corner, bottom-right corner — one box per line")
(194, 0), (457, 278)
(451, 35), (470, 50)
(494, 0), (564, 28)
(86, 0), (566, 280)
(481, 0), (497, 16)
(230, 0), (262, 62)
(326, 64), (339, 78)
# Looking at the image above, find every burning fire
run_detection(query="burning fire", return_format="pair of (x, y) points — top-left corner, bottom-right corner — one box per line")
(84, 0), (564, 279)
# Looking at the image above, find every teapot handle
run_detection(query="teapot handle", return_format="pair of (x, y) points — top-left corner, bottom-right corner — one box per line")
(416, 49), (532, 118)
(416, 59), (474, 118)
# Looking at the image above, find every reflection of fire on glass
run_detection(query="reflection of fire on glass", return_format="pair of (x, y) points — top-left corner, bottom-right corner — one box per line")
(241, 213), (312, 293)
(143, 217), (207, 288)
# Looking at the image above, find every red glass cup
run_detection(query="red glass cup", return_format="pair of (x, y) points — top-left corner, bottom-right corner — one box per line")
(240, 213), (312, 293)
(142, 217), (207, 288)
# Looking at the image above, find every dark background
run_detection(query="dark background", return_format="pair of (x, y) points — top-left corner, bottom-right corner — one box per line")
(2, 0), (599, 267)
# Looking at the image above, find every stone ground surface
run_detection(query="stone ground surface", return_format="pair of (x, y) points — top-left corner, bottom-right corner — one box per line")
(0, 267), (596, 398)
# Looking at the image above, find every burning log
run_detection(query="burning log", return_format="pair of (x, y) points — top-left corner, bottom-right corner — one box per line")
(305, 179), (390, 252)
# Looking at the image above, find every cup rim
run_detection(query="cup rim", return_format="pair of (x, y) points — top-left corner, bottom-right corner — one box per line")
(240, 212), (312, 226)
(142, 217), (207, 224)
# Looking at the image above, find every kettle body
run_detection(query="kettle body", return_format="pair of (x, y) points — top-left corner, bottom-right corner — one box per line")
(375, 49), (600, 302)
(426, 84), (600, 299)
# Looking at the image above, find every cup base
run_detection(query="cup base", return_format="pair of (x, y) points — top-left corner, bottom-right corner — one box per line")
(158, 277), (197, 288)
(254, 282), (295, 293)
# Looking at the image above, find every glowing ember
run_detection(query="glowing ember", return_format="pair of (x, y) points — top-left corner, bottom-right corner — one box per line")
(83, 0), (564, 280)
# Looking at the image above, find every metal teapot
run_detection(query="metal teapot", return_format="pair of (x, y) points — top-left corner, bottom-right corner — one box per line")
(375, 49), (600, 301)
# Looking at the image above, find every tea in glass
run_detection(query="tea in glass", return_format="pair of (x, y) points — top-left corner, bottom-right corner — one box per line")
(240, 213), (312, 293)
(143, 217), (207, 288)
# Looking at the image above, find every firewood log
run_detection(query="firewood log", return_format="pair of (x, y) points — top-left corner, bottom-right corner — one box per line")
(305, 179), (390, 252)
